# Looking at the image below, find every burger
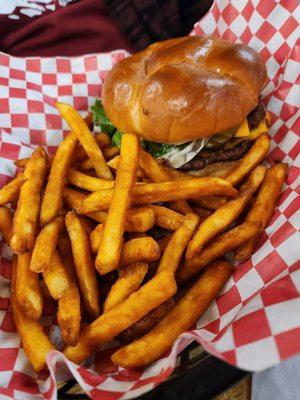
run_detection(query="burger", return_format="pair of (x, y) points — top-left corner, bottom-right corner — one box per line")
(92, 35), (269, 173)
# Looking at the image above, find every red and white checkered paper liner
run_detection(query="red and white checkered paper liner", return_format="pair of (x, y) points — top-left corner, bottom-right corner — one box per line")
(0, 0), (299, 398)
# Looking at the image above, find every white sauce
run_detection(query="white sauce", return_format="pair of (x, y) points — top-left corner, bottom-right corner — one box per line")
(160, 138), (209, 168)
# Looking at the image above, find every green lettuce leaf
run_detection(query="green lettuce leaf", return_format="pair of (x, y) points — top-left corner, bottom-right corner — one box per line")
(91, 99), (116, 137)
(112, 130), (123, 147)
(141, 140), (188, 158)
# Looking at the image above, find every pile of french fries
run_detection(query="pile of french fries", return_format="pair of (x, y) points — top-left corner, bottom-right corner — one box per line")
(0, 102), (287, 373)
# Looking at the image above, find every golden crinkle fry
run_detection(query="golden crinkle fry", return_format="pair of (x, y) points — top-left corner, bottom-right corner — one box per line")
(3, 100), (286, 373)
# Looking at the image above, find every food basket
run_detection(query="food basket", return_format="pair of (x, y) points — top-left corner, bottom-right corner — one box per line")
(0, 0), (299, 399)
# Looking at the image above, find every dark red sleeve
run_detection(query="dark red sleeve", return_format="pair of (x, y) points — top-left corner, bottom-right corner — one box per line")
(0, 0), (134, 57)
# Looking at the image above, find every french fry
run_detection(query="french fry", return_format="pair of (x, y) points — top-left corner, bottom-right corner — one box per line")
(56, 102), (113, 180)
(14, 158), (29, 168)
(118, 299), (175, 344)
(226, 133), (270, 186)
(91, 225), (160, 263)
(168, 200), (192, 215)
(120, 237), (160, 266)
(72, 132), (110, 166)
(64, 270), (177, 364)
(177, 221), (261, 284)
(107, 155), (146, 179)
(0, 206), (12, 244)
(80, 177), (238, 213)
(139, 148), (192, 214)
(148, 205), (184, 230)
(191, 196), (227, 210)
(11, 257), (55, 372)
(96, 133), (139, 274)
(0, 174), (25, 205)
(90, 224), (104, 253)
(57, 235), (81, 346)
(63, 188), (155, 232)
(30, 215), (64, 273)
(103, 146), (120, 160)
(123, 208), (155, 232)
(63, 186), (93, 205)
(15, 253), (43, 320)
(107, 154), (140, 175)
(91, 226), (154, 254)
(186, 165), (267, 259)
(67, 168), (115, 191)
(11, 147), (47, 254)
(165, 167), (191, 181)
(112, 260), (232, 368)
(235, 163), (288, 261)
(191, 136), (270, 211)
(157, 213), (199, 275)
(65, 211), (100, 319)
(104, 263), (149, 312)
(190, 207), (212, 224)
(40, 132), (78, 226)
(63, 188), (105, 223)
(170, 167), (227, 210)
(95, 132), (111, 149)
(15, 156), (53, 172)
(107, 155), (120, 170)
(42, 251), (70, 300)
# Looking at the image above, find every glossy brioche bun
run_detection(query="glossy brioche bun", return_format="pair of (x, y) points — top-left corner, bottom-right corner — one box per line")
(102, 36), (267, 144)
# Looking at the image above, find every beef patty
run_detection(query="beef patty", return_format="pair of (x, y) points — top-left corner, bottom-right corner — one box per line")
(179, 140), (251, 171)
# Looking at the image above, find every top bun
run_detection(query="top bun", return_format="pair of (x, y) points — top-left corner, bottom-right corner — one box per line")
(102, 36), (267, 144)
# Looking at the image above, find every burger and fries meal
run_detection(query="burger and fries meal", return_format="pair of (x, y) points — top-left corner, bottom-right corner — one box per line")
(0, 35), (288, 372)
